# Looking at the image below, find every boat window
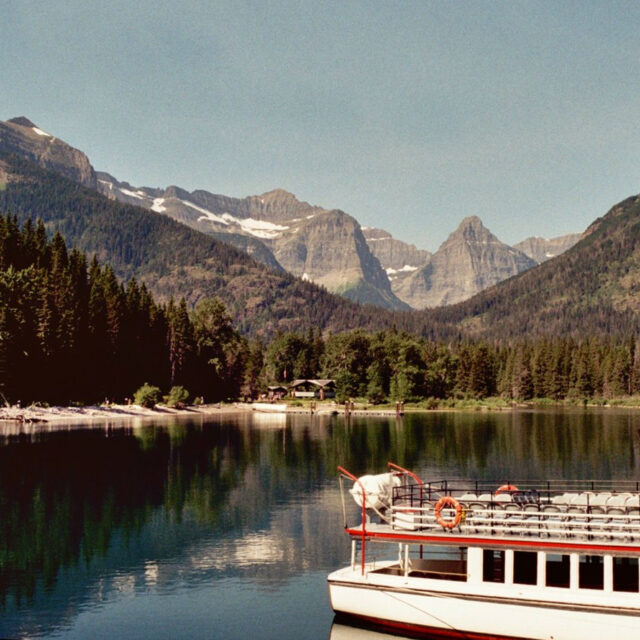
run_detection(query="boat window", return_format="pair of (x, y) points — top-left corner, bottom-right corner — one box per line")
(613, 557), (639, 592)
(579, 555), (603, 590)
(407, 547), (467, 582)
(545, 554), (570, 588)
(513, 551), (537, 585)
(483, 549), (505, 583)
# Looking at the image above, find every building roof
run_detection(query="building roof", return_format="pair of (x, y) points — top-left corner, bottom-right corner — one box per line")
(290, 378), (335, 388)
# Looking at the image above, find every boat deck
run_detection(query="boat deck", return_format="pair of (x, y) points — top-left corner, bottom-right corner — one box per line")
(344, 477), (640, 551)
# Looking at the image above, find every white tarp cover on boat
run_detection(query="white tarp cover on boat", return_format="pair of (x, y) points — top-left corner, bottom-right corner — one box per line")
(350, 473), (400, 510)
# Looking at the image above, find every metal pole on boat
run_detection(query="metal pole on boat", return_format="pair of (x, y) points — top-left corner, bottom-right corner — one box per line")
(338, 466), (367, 575)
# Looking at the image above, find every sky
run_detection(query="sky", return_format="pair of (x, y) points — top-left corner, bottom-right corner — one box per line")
(2, 1), (639, 252)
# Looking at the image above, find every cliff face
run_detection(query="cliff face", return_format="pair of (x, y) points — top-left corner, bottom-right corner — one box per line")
(396, 216), (537, 309)
(514, 233), (582, 264)
(362, 227), (431, 301)
(273, 211), (396, 292)
(0, 118), (96, 189)
(362, 227), (431, 270)
(96, 172), (408, 309)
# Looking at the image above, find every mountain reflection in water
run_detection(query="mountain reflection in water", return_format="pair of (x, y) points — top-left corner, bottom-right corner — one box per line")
(0, 409), (639, 639)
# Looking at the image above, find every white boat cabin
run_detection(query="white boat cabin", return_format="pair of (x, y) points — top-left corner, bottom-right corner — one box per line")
(329, 463), (640, 639)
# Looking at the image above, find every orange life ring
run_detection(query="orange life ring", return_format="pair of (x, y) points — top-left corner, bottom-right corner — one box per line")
(434, 496), (462, 529)
(495, 484), (518, 495)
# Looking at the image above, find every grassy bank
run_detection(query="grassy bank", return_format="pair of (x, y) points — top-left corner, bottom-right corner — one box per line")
(281, 395), (640, 412)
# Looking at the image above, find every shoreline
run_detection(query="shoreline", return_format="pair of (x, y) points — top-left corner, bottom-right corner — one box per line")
(3, 398), (640, 427)
(0, 403), (250, 425)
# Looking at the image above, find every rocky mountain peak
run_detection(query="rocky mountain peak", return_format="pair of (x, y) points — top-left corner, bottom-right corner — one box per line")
(394, 218), (536, 309)
(362, 227), (392, 241)
(7, 116), (38, 128)
(0, 117), (96, 189)
(459, 214), (484, 228)
(514, 233), (582, 264)
(448, 215), (496, 243)
(259, 188), (297, 201)
(244, 189), (324, 222)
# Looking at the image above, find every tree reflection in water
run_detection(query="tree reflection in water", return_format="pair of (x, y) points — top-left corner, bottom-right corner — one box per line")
(0, 409), (638, 639)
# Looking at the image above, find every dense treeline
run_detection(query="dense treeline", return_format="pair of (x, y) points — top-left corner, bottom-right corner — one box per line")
(3, 214), (640, 406)
(263, 329), (640, 403)
(0, 214), (247, 404)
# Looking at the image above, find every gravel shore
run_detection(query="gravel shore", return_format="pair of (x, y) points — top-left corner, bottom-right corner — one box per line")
(0, 403), (248, 424)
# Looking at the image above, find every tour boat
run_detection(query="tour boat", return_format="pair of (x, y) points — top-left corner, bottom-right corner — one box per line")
(327, 463), (640, 639)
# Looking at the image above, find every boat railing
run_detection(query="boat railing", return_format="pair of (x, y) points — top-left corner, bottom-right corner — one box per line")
(389, 497), (640, 543)
(339, 466), (640, 544)
(392, 480), (640, 510)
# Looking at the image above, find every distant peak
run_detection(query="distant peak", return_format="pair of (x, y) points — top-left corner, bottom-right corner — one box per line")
(258, 188), (297, 201)
(362, 227), (392, 240)
(7, 116), (38, 128)
(449, 216), (494, 241)
(458, 215), (485, 229)
(438, 215), (501, 249)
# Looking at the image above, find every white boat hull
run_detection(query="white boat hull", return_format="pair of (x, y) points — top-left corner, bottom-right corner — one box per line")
(328, 569), (640, 640)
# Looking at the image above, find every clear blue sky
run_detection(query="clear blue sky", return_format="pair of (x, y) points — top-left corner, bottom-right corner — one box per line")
(2, 1), (639, 251)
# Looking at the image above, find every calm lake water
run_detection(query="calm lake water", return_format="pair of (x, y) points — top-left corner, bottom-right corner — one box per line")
(1, 408), (640, 639)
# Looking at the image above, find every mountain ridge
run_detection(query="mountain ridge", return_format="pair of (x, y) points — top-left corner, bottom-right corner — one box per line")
(95, 170), (408, 309)
(0, 116), (594, 324)
(514, 233), (582, 264)
(0, 149), (397, 337)
(0, 117), (96, 189)
(395, 216), (537, 309)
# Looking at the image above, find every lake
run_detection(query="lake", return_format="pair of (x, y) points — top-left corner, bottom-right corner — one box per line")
(1, 408), (640, 639)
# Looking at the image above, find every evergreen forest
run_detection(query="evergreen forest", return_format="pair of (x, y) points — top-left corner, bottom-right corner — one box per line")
(0, 214), (247, 404)
(3, 214), (640, 407)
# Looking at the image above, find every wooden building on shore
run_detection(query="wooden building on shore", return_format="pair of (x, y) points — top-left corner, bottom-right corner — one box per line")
(289, 379), (336, 400)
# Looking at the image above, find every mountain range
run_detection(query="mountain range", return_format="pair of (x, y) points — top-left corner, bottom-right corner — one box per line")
(3, 114), (638, 341)
(0, 117), (580, 311)
(95, 166), (581, 310)
(0, 128), (381, 337)
(94, 173), (406, 309)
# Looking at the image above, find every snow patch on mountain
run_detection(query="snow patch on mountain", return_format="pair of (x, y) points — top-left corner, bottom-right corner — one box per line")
(151, 198), (166, 213)
(185, 200), (230, 225)
(119, 187), (144, 199)
(386, 265), (419, 276)
(32, 127), (52, 138)
(182, 199), (289, 238)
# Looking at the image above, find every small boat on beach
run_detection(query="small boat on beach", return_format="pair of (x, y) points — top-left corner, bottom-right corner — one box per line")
(328, 463), (640, 639)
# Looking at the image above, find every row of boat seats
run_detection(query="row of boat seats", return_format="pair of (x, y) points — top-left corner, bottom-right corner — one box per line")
(549, 492), (640, 507)
(457, 493), (532, 504)
(450, 492), (640, 515)
(455, 492), (640, 505)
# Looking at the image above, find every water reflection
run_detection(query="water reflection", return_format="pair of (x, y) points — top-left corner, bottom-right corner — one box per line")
(0, 409), (639, 639)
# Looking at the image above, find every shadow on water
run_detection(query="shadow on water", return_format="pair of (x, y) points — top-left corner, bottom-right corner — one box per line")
(0, 408), (639, 638)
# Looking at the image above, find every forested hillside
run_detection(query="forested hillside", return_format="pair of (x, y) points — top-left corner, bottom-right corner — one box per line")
(3, 215), (640, 406)
(0, 151), (393, 337)
(3, 148), (640, 343)
(425, 195), (640, 339)
(0, 214), (254, 403)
